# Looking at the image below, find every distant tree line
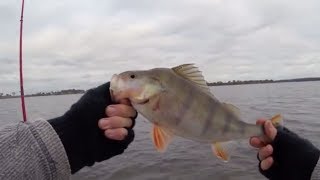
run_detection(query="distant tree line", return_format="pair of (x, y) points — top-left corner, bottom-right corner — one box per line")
(0, 93), (15, 97)
(27, 89), (86, 96)
(0, 89), (86, 99)
(207, 79), (274, 86)
(207, 77), (320, 86)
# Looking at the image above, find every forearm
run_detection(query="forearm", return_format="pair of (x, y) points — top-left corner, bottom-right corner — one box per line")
(0, 120), (70, 180)
(312, 158), (320, 180)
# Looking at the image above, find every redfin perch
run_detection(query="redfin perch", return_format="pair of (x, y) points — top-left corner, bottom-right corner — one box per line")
(110, 64), (282, 161)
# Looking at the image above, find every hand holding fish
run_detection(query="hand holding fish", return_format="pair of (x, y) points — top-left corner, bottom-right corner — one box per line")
(99, 99), (137, 140)
(49, 82), (136, 173)
(250, 119), (320, 180)
(250, 119), (277, 171)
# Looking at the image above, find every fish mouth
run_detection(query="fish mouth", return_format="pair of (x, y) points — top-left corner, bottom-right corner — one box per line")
(133, 98), (149, 105)
(137, 99), (149, 105)
(109, 88), (116, 102)
(110, 74), (120, 102)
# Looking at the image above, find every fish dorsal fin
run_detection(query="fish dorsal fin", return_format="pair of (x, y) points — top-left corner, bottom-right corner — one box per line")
(172, 64), (211, 94)
(222, 103), (240, 117)
(152, 124), (173, 152)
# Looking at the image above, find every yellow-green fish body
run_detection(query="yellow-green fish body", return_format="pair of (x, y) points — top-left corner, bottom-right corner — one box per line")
(110, 64), (282, 161)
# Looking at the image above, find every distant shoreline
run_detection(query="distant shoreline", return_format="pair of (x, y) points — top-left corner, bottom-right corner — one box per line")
(0, 89), (85, 100)
(207, 77), (320, 86)
(0, 77), (319, 100)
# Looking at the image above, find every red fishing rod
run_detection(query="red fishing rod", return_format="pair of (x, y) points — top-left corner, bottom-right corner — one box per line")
(19, 0), (27, 122)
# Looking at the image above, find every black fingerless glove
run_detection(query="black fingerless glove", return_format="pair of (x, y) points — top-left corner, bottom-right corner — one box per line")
(259, 127), (320, 180)
(48, 82), (136, 174)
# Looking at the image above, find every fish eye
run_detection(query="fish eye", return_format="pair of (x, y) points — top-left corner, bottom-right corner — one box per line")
(130, 74), (135, 79)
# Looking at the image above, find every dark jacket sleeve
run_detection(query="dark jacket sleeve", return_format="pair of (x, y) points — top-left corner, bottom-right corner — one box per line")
(312, 160), (320, 180)
(0, 120), (71, 180)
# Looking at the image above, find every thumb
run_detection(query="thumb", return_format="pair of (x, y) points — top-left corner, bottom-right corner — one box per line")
(264, 120), (277, 141)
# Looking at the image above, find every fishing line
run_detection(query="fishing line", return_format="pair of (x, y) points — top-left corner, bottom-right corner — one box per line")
(19, 0), (27, 122)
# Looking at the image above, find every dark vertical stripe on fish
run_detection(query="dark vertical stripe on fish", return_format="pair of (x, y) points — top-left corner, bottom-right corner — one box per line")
(176, 97), (194, 125)
(200, 102), (216, 136)
(222, 112), (232, 134)
(175, 85), (194, 126)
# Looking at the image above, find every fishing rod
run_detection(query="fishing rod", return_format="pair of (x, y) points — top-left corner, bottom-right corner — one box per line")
(19, 0), (27, 122)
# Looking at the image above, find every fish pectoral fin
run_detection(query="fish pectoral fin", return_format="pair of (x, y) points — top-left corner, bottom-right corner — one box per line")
(222, 103), (241, 117)
(211, 141), (237, 162)
(152, 124), (173, 152)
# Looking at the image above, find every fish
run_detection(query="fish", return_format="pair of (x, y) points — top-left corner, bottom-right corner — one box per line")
(109, 63), (282, 161)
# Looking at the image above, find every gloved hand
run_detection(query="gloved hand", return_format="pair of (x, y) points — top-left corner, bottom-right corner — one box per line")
(48, 82), (137, 174)
(250, 120), (320, 180)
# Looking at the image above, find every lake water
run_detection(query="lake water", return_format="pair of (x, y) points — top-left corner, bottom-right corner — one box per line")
(1, 82), (320, 180)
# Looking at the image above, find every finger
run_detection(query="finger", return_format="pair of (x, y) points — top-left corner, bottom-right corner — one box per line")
(260, 156), (274, 171)
(119, 98), (131, 106)
(250, 119), (268, 146)
(264, 120), (277, 141)
(249, 137), (266, 148)
(106, 104), (137, 118)
(98, 117), (132, 129)
(256, 119), (266, 125)
(104, 128), (128, 141)
(258, 144), (273, 160)
(253, 119), (274, 144)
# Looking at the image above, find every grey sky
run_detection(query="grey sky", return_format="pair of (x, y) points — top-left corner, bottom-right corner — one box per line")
(1, 0), (320, 94)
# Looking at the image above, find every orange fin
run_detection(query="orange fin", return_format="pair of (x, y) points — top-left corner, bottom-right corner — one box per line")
(270, 114), (283, 127)
(211, 141), (237, 162)
(152, 124), (173, 152)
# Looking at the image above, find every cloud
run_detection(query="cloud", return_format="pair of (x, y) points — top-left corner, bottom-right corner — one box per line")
(1, 0), (320, 94)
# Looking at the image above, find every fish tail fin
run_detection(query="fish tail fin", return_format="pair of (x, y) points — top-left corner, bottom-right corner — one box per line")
(261, 114), (284, 134)
(271, 114), (283, 127)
